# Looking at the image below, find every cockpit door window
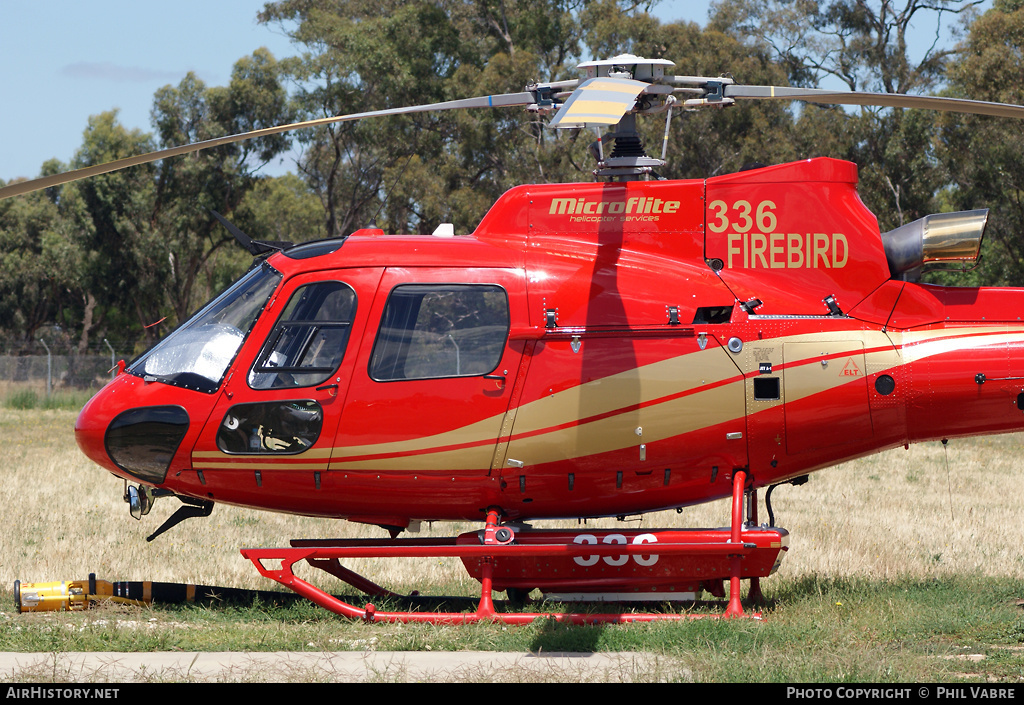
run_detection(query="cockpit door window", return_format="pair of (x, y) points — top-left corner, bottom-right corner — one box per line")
(368, 284), (509, 382)
(248, 281), (356, 389)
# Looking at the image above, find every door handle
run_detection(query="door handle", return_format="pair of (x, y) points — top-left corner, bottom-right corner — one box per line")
(484, 374), (506, 388)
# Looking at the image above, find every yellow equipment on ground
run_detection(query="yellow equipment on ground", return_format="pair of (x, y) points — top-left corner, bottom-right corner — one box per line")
(13, 574), (294, 612)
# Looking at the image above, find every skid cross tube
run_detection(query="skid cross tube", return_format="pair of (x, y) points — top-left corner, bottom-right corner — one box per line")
(240, 472), (769, 623)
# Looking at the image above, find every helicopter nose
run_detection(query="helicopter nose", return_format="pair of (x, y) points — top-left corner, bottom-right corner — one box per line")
(75, 377), (190, 485)
(75, 389), (117, 472)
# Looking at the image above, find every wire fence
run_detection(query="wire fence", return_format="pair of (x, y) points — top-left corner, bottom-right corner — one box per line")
(0, 354), (116, 393)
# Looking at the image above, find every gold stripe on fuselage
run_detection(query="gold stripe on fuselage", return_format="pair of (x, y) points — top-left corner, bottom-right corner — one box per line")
(193, 326), (1024, 472)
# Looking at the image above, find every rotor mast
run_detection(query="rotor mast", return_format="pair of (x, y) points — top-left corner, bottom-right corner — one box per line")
(545, 54), (726, 182)
(576, 56), (675, 181)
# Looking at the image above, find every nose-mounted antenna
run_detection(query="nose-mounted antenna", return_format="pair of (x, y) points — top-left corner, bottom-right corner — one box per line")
(145, 496), (214, 542)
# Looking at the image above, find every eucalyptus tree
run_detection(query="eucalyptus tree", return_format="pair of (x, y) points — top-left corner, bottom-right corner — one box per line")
(938, 0), (1024, 285)
(708, 0), (984, 231)
(260, 0), (666, 236)
(147, 48), (292, 329)
(60, 111), (164, 348)
(0, 169), (84, 348)
(56, 50), (292, 347)
(577, 3), (800, 180)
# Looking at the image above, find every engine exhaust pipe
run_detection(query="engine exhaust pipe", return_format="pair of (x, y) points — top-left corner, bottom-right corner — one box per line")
(881, 209), (989, 280)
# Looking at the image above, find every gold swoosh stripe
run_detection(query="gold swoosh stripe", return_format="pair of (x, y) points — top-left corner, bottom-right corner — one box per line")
(191, 326), (1024, 473)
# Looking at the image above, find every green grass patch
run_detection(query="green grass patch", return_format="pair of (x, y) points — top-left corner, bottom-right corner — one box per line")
(3, 575), (1023, 682)
(4, 388), (39, 409)
(4, 388), (92, 411)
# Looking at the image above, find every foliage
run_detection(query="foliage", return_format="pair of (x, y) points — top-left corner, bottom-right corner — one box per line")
(4, 388), (38, 410)
(938, 0), (1024, 285)
(2, 51), (297, 351)
(61, 111), (163, 348)
(0, 175), (83, 345)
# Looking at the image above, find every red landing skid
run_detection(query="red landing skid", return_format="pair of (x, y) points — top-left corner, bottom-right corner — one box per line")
(240, 470), (788, 624)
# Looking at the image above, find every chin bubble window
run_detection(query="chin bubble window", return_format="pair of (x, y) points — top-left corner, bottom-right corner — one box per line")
(217, 401), (324, 454)
(249, 281), (356, 389)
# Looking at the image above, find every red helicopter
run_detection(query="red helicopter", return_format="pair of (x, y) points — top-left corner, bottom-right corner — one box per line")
(5, 55), (1024, 623)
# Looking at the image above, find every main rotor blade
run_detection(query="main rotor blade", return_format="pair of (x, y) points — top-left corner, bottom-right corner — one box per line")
(0, 91), (537, 201)
(725, 85), (1024, 120)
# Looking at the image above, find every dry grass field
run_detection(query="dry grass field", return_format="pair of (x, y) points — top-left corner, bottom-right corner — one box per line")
(2, 403), (1022, 600)
(5, 402), (1024, 683)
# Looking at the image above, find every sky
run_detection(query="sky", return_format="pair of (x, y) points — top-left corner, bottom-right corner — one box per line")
(0, 0), (714, 183)
(0, 0), (983, 183)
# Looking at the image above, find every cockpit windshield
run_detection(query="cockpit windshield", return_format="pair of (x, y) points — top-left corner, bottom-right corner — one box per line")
(129, 263), (282, 393)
